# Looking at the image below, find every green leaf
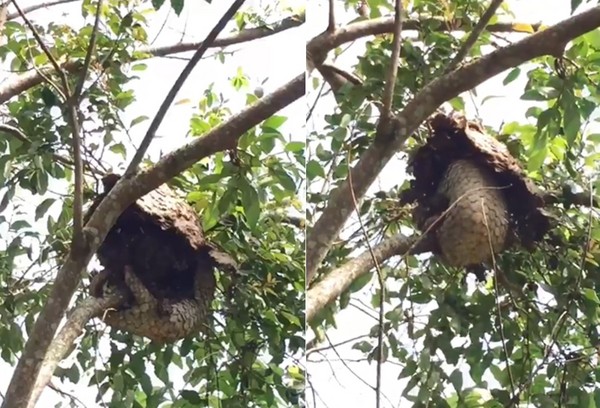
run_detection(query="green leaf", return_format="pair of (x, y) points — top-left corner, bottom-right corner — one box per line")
(130, 115), (149, 127)
(349, 273), (372, 292)
(449, 369), (463, 392)
(284, 141), (305, 152)
(561, 92), (581, 146)
(238, 177), (260, 228)
(503, 67), (521, 85)
(272, 167), (296, 192)
(306, 160), (324, 180)
(583, 288), (600, 304)
(151, 0), (166, 10)
(263, 115), (287, 130)
(109, 143), (127, 158)
(170, 0), (184, 15)
(35, 198), (55, 221)
(181, 390), (202, 403)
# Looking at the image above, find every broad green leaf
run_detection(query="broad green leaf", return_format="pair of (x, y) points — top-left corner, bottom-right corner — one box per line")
(262, 115), (287, 130)
(237, 177), (260, 228)
(503, 67), (521, 85)
(35, 198), (55, 221)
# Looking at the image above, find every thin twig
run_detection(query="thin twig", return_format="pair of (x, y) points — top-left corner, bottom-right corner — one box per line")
(346, 149), (385, 408)
(72, 0), (103, 100)
(481, 199), (516, 397)
(10, 0), (65, 82)
(444, 0), (504, 73)
(70, 0), (104, 245)
(380, 0), (403, 124)
(7, 0), (78, 20)
(0, 3), (7, 35)
(124, 0), (247, 176)
(327, 0), (335, 32)
(11, 0), (86, 243)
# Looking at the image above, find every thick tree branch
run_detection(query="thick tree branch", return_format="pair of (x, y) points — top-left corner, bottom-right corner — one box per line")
(124, 0), (246, 176)
(307, 17), (544, 68)
(28, 294), (124, 408)
(306, 7), (600, 283)
(307, 233), (419, 323)
(1, 73), (304, 408)
(145, 13), (304, 57)
(0, 13), (303, 104)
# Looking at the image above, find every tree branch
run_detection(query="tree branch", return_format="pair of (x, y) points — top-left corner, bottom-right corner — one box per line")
(307, 233), (420, 323)
(306, 184), (599, 322)
(1, 73), (304, 408)
(327, 0), (335, 32)
(124, 0), (246, 176)
(6, 0), (78, 20)
(379, 0), (403, 127)
(11, 0), (86, 245)
(307, 16), (544, 68)
(0, 13), (304, 104)
(444, 0), (504, 73)
(305, 6), (600, 283)
(28, 294), (124, 408)
(144, 13), (304, 57)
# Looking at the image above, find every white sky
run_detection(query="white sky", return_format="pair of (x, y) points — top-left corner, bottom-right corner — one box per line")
(306, 1), (600, 407)
(0, 0), (304, 406)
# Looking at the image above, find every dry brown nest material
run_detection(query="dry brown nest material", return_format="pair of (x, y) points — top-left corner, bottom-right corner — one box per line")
(86, 174), (237, 343)
(399, 112), (554, 275)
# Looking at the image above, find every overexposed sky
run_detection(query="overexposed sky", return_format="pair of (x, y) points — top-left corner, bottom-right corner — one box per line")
(306, 1), (600, 407)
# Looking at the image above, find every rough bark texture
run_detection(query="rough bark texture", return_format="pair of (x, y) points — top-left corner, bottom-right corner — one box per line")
(307, 233), (422, 323)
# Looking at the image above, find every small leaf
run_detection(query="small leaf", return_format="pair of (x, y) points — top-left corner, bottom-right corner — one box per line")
(151, 0), (166, 10)
(349, 273), (372, 292)
(306, 160), (324, 180)
(35, 198), (55, 221)
(238, 177), (260, 228)
(583, 288), (600, 304)
(181, 390), (202, 403)
(263, 115), (287, 130)
(170, 0), (184, 15)
(512, 23), (535, 33)
(130, 115), (149, 127)
(284, 141), (305, 152)
(503, 67), (521, 85)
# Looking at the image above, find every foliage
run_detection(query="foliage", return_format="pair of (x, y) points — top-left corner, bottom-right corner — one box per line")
(0, 0), (304, 407)
(308, 0), (600, 406)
